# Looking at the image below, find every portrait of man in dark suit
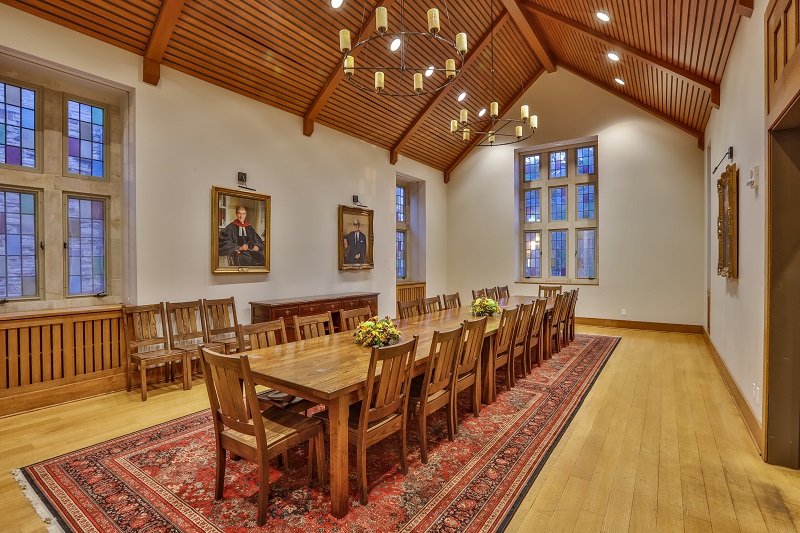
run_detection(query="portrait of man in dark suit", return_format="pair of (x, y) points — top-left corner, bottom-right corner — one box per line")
(342, 218), (367, 264)
(338, 206), (373, 270)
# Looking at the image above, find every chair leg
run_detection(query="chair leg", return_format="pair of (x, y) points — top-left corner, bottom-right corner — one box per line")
(418, 409), (428, 464)
(140, 365), (148, 401)
(307, 441), (313, 480)
(257, 460), (269, 526)
(214, 444), (226, 499)
(183, 354), (192, 390)
(508, 356), (515, 388)
(357, 441), (368, 504)
(445, 400), (455, 441)
(126, 360), (132, 392)
(400, 417), (409, 474)
(315, 432), (327, 485)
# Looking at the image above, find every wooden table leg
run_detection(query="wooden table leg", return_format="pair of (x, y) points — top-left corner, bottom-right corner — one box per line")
(329, 395), (350, 518)
(481, 337), (494, 405)
(542, 313), (551, 361)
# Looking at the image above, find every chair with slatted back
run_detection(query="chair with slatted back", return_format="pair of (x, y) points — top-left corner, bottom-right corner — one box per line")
(293, 311), (334, 341)
(314, 336), (419, 504)
(199, 346), (326, 526)
(339, 306), (372, 332)
(123, 303), (191, 401)
(526, 298), (548, 370)
(557, 291), (574, 348)
(442, 292), (462, 309)
(538, 285), (562, 298)
(497, 286), (510, 299)
(203, 297), (241, 354)
(236, 318), (318, 414)
(509, 302), (534, 386)
(490, 307), (519, 401)
(471, 288), (487, 300)
(421, 295), (443, 314)
(452, 317), (487, 433)
(398, 299), (422, 319)
(408, 325), (462, 464)
(485, 287), (499, 300)
(567, 288), (580, 341)
(166, 300), (214, 376)
(549, 293), (569, 355)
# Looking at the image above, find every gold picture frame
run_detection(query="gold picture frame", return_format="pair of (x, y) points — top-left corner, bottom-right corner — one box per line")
(338, 205), (374, 270)
(717, 164), (738, 278)
(211, 186), (270, 274)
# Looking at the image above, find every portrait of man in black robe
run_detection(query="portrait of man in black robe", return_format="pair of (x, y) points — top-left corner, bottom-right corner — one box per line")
(218, 205), (265, 266)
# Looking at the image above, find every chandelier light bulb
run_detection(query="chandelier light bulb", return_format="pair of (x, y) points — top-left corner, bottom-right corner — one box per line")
(456, 33), (468, 54)
(489, 131), (496, 144)
(531, 114), (538, 129)
(413, 73), (423, 94)
(445, 59), (456, 79)
(490, 101), (498, 117)
(463, 128), (470, 141)
(390, 38), (401, 51)
(607, 52), (620, 61)
(344, 55), (354, 78)
(614, 77), (625, 85)
(596, 11), (610, 22)
(375, 71), (385, 92)
(450, 119), (459, 133)
(520, 104), (529, 120)
(331, 0), (343, 8)
(457, 91), (467, 102)
(459, 109), (468, 124)
(425, 65), (435, 77)
(478, 108), (486, 117)
(516, 125), (523, 139)
(339, 29), (351, 53)
(427, 8), (440, 34)
(376, 6), (388, 33)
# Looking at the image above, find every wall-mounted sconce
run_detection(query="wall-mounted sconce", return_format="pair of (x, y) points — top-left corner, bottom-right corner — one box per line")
(238, 171), (255, 191)
(712, 146), (733, 174)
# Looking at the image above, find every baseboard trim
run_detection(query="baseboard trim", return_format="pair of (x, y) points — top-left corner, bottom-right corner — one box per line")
(702, 331), (765, 456)
(576, 317), (704, 334)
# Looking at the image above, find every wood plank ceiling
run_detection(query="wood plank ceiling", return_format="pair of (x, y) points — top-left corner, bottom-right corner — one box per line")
(1, 0), (747, 180)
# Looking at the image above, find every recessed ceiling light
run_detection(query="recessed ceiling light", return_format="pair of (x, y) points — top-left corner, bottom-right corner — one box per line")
(607, 52), (620, 61)
(331, 0), (343, 8)
(614, 77), (625, 85)
(458, 91), (467, 102)
(425, 65), (435, 77)
(390, 38), (401, 51)
(596, 11), (610, 22)
(478, 108), (486, 117)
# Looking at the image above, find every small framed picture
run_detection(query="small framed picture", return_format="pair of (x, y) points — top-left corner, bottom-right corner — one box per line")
(211, 186), (270, 273)
(338, 205), (374, 270)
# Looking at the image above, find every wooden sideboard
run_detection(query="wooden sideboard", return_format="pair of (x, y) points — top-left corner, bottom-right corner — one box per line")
(250, 292), (379, 341)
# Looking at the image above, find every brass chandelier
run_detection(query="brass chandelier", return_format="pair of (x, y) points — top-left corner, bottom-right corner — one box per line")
(338, 1), (468, 96)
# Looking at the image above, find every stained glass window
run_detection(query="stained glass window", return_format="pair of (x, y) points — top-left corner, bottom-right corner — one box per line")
(396, 231), (406, 278)
(67, 196), (106, 295)
(549, 151), (567, 178)
(66, 100), (104, 178)
(396, 186), (405, 222)
(1, 82), (36, 169)
(524, 231), (541, 277)
(550, 187), (567, 221)
(525, 189), (541, 222)
(0, 189), (38, 299)
(577, 147), (595, 174)
(577, 229), (596, 278)
(550, 230), (567, 277)
(577, 184), (596, 219)
(524, 154), (540, 181)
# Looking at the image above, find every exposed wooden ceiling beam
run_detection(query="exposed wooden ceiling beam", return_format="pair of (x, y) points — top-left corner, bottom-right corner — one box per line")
(736, 0), (754, 17)
(303, 0), (396, 137)
(390, 12), (512, 165)
(143, 0), (185, 86)
(559, 63), (704, 144)
(443, 68), (545, 183)
(524, 2), (721, 107)
(499, 0), (556, 73)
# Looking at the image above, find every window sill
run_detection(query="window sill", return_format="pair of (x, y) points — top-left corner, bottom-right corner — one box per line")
(515, 279), (599, 286)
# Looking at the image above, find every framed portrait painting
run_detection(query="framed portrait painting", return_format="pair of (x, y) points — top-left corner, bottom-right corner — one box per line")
(338, 205), (374, 270)
(716, 164), (738, 278)
(211, 186), (270, 273)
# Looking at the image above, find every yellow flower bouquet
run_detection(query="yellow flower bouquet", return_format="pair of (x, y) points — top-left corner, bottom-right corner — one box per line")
(353, 316), (402, 347)
(470, 297), (501, 317)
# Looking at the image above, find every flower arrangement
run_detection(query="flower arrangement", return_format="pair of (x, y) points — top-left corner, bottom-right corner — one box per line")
(470, 297), (501, 317)
(353, 316), (402, 348)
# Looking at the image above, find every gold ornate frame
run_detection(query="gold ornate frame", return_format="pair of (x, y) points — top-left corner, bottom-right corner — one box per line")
(211, 186), (270, 274)
(338, 205), (374, 270)
(717, 164), (738, 278)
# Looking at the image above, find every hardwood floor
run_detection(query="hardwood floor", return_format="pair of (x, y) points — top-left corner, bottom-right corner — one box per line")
(1, 327), (798, 532)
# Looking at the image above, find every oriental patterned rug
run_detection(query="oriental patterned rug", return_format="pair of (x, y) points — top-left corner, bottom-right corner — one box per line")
(15, 334), (619, 533)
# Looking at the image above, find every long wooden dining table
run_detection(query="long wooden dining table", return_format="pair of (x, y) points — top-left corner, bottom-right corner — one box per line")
(244, 296), (551, 518)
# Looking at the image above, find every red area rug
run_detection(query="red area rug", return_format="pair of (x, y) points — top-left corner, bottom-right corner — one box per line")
(16, 334), (619, 532)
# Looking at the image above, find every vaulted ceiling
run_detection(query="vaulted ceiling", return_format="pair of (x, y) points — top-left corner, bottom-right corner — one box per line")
(1, 0), (751, 180)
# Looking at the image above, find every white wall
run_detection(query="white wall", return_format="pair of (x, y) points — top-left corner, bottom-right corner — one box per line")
(0, 4), (448, 322)
(704, 0), (767, 422)
(447, 69), (705, 325)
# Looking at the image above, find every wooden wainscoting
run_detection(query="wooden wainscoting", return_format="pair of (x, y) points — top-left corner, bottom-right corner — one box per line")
(396, 282), (426, 307)
(0, 306), (128, 417)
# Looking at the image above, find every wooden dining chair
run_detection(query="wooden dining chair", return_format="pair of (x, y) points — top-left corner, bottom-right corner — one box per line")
(408, 325), (462, 464)
(497, 286), (510, 299)
(485, 287), (500, 300)
(538, 284), (562, 298)
(421, 295), (443, 314)
(442, 292), (462, 309)
(123, 303), (191, 401)
(202, 297), (241, 354)
(509, 301), (534, 386)
(236, 319), (318, 414)
(199, 346), (326, 526)
(549, 293), (569, 354)
(166, 300), (212, 376)
(293, 311), (334, 340)
(559, 291), (575, 347)
(339, 306), (372, 332)
(526, 298), (548, 370)
(314, 336), (419, 504)
(471, 288), (487, 300)
(398, 299), (422, 319)
(453, 316), (487, 433)
(567, 288), (580, 341)
(491, 306), (519, 401)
